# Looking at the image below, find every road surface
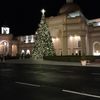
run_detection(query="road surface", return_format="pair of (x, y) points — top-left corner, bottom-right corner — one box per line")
(0, 62), (100, 100)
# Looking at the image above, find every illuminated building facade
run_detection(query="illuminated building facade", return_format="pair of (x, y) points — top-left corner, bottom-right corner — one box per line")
(0, 0), (100, 57)
(46, 0), (100, 56)
(0, 27), (35, 57)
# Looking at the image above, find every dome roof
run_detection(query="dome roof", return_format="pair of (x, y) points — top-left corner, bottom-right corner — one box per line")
(59, 3), (80, 15)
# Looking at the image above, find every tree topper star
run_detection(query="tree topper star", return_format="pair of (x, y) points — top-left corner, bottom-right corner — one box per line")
(41, 9), (46, 16)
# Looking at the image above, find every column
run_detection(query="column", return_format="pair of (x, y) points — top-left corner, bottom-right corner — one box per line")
(62, 35), (68, 55)
(9, 42), (12, 56)
(81, 35), (86, 55)
(86, 33), (89, 55)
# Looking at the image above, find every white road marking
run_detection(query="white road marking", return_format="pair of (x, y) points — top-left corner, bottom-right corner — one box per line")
(62, 89), (100, 98)
(16, 82), (40, 87)
(16, 81), (100, 99)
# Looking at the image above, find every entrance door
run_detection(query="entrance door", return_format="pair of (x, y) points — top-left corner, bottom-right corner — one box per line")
(12, 44), (17, 56)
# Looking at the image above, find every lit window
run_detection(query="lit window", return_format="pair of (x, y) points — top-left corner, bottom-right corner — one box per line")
(94, 50), (100, 56)
(31, 35), (35, 43)
(74, 36), (81, 41)
(21, 50), (25, 54)
(25, 36), (28, 43)
(67, 11), (80, 18)
(26, 49), (30, 54)
(69, 36), (73, 41)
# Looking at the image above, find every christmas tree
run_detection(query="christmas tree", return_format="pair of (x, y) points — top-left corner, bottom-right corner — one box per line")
(32, 9), (55, 60)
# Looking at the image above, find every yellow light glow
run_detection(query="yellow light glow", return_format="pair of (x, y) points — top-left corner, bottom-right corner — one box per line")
(75, 50), (78, 54)
(21, 50), (25, 54)
(26, 49), (30, 54)
(52, 38), (55, 42)
(56, 38), (59, 41)
(69, 36), (73, 41)
(41, 9), (46, 16)
(94, 50), (100, 56)
(74, 36), (81, 40)
(25, 36), (28, 43)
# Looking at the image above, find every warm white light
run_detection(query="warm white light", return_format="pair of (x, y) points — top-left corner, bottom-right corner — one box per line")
(26, 49), (30, 54)
(75, 36), (81, 40)
(35, 32), (38, 34)
(69, 36), (73, 41)
(52, 38), (55, 42)
(75, 50), (78, 54)
(0, 44), (3, 53)
(1, 27), (10, 34)
(31, 35), (35, 43)
(56, 38), (59, 41)
(25, 36), (28, 43)
(94, 50), (100, 56)
(97, 22), (100, 26)
(68, 11), (80, 18)
(41, 9), (46, 16)
(93, 22), (100, 26)
(52, 38), (59, 42)
(21, 50), (25, 54)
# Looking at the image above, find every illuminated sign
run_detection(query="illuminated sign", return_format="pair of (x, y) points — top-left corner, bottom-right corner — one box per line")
(1, 27), (10, 34)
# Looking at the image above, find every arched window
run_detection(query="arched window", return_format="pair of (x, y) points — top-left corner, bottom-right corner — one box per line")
(26, 49), (30, 55)
(93, 42), (100, 56)
(12, 44), (17, 56)
(21, 50), (25, 54)
(0, 40), (9, 55)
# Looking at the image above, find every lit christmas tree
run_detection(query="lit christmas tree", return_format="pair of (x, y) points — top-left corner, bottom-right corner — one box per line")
(32, 9), (55, 60)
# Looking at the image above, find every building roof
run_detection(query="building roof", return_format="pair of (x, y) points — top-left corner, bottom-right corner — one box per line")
(88, 18), (100, 26)
(58, 3), (80, 15)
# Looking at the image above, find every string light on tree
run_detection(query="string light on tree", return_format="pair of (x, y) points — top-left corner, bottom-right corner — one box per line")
(32, 9), (55, 60)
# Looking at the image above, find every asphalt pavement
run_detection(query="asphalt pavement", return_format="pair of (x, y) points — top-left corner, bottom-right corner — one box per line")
(1, 59), (100, 100)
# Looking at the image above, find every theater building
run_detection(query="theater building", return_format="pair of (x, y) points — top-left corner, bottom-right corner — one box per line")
(0, 0), (100, 57)
(46, 0), (100, 56)
(0, 27), (35, 57)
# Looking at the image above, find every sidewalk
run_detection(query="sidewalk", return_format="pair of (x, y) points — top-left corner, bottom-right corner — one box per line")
(2, 59), (100, 67)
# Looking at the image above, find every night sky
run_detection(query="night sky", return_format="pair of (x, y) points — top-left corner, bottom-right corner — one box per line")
(0, 0), (100, 36)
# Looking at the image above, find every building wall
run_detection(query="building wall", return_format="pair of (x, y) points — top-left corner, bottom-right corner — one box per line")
(46, 13), (88, 55)
(47, 15), (66, 55)
(46, 11), (100, 56)
(0, 34), (13, 56)
(0, 34), (34, 57)
(0, 11), (100, 56)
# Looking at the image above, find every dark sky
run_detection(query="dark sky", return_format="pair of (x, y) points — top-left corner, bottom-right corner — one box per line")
(0, 0), (100, 36)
